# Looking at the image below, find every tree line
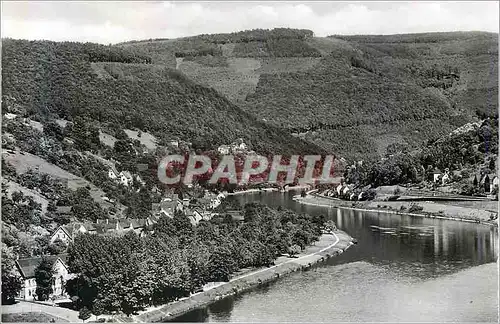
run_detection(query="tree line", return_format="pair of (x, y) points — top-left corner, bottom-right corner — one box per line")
(65, 203), (326, 316)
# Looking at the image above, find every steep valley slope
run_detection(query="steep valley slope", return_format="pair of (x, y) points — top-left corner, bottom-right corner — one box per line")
(119, 30), (498, 162)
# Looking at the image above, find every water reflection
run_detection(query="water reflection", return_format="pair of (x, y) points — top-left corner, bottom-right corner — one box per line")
(176, 192), (498, 322)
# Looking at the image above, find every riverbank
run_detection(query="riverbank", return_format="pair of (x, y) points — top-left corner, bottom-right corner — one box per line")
(294, 194), (499, 227)
(132, 229), (354, 322)
(225, 184), (310, 196)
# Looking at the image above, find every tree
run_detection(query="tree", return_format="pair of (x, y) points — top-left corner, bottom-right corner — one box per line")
(288, 244), (301, 258)
(35, 257), (55, 301)
(489, 158), (496, 171)
(1, 243), (22, 304)
(78, 306), (92, 322)
(325, 220), (337, 233)
(207, 245), (235, 282)
(92, 299), (105, 321)
(44, 121), (64, 141)
(1, 272), (22, 304)
(47, 238), (68, 255)
(34, 236), (50, 256)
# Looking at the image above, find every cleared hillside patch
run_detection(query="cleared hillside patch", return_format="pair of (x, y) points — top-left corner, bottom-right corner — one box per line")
(99, 131), (117, 147)
(257, 58), (321, 74)
(307, 37), (356, 56)
(179, 58), (261, 103)
(2, 150), (117, 210)
(124, 129), (157, 150)
(5, 180), (49, 214)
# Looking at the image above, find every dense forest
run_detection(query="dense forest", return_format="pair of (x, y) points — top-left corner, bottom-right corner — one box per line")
(119, 30), (498, 162)
(120, 28), (315, 46)
(1, 39), (323, 156)
(241, 32), (498, 161)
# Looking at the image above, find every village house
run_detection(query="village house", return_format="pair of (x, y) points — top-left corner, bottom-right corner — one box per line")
(95, 218), (154, 237)
(433, 168), (442, 183)
(152, 194), (184, 218)
(199, 191), (224, 209)
(107, 165), (135, 187)
(472, 172), (496, 193)
(441, 168), (450, 185)
(336, 183), (343, 196)
(119, 171), (134, 186)
(49, 222), (97, 244)
(108, 167), (118, 180)
(169, 139), (179, 148)
(217, 144), (231, 155)
(4, 113), (17, 120)
(185, 208), (204, 226)
(15, 255), (73, 301)
(135, 175), (146, 186)
(481, 174), (491, 193)
(493, 176), (499, 190)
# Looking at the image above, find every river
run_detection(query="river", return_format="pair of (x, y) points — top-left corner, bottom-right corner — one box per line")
(175, 192), (499, 322)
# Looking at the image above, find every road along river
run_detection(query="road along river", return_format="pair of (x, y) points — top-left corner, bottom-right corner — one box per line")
(174, 191), (499, 323)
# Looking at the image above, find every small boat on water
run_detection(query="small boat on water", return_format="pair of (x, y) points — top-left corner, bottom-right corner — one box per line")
(370, 225), (397, 231)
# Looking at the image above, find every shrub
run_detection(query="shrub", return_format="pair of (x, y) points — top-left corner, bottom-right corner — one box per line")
(408, 203), (424, 213)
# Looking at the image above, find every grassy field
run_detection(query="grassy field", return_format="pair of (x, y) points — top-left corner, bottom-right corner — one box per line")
(2, 150), (117, 210)
(2, 312), (68, 323)
(98, 131), (117, 147)
(124, 129), (157, 151)
(179, 58), (261, 103)
(4, 180), (49, 214)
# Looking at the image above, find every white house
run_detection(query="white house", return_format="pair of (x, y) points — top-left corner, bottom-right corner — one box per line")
(441, 170), (450, 185)
(108, 168), (118, 180)
(49, 226), (73, 245)
(119, 171), (134, 186)
(218, 145), (231, 155)
(493, 176), (499, 188)
(336, 184), (343, 196)
(152, 194), (184, 217)
(185, 208), (204, 226)
(50, 223), (97, 244)
(15, 255), (73, 301)
(135, 175), (146, 186)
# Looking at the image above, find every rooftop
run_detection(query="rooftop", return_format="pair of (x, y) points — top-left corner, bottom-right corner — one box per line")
(16, 254), (68, 279)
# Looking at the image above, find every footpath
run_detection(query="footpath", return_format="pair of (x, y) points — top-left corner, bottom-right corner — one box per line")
(134, 229), (354, 322)
(1, 300), (80, 322)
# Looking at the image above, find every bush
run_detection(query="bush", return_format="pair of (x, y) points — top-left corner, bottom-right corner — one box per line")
(408, 203), (424, 213)
(288, 244), (301, 258)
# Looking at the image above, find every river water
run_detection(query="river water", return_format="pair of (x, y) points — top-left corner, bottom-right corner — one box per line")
(177, 192), (499, 322)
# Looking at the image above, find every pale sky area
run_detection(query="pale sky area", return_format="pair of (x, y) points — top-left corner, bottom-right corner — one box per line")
(1, 1), (499, 44)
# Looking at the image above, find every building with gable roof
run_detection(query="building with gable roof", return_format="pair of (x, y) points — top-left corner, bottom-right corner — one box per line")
(15, 254), (73, 301)
(49, 222), (96, 244)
